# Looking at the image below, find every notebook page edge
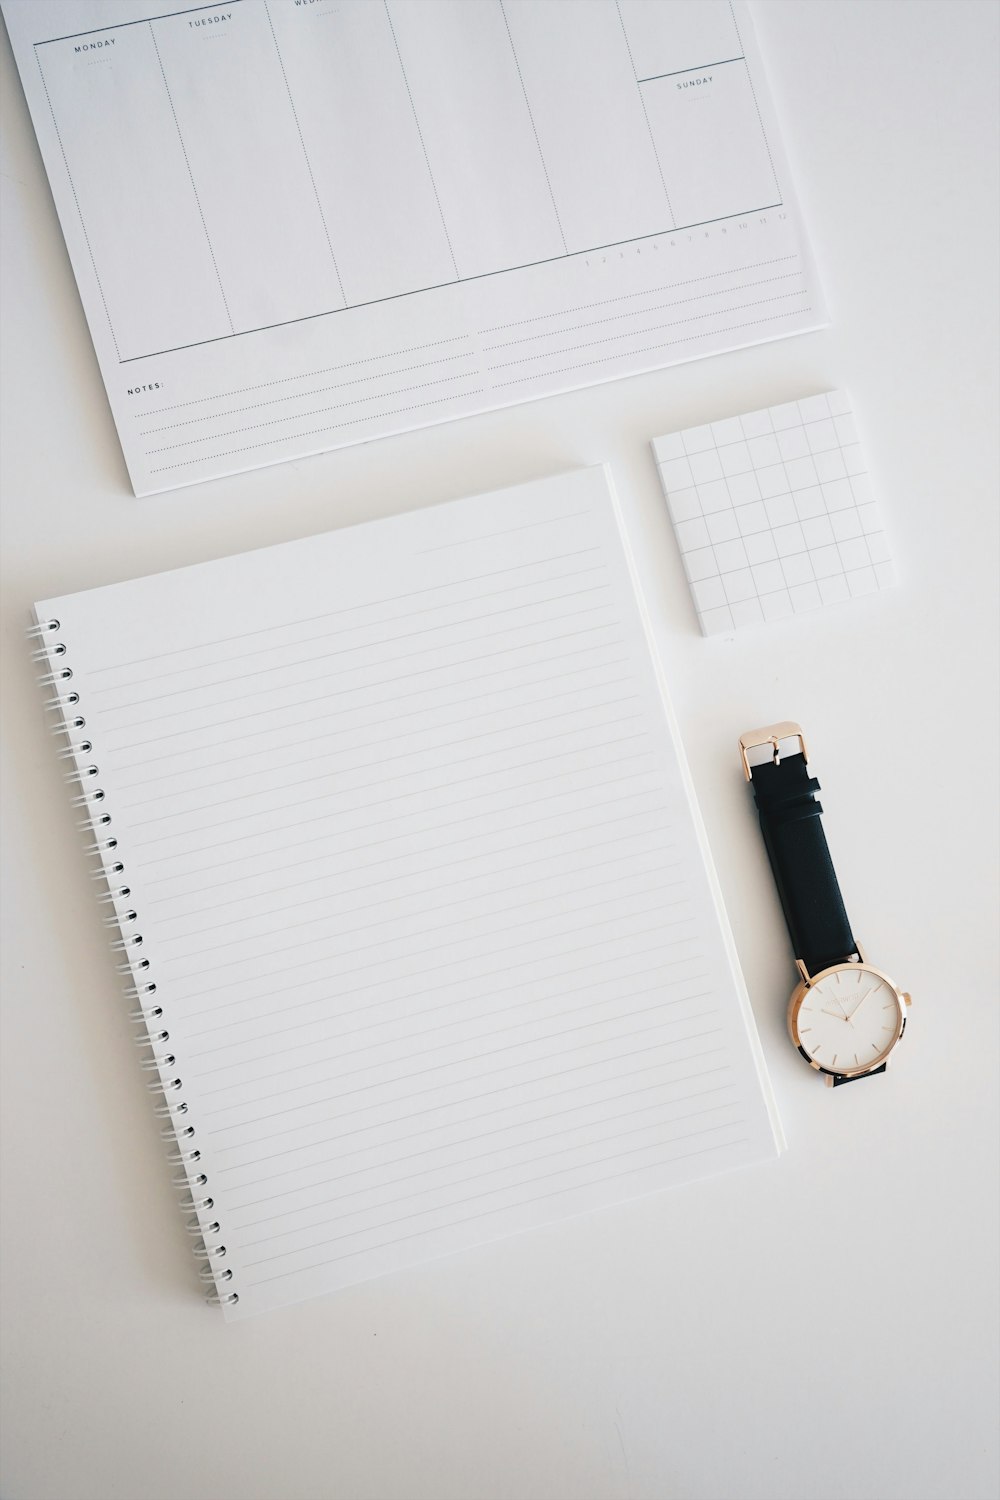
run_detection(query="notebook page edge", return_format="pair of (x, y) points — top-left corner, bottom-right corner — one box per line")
(600, 463), (785, 1153)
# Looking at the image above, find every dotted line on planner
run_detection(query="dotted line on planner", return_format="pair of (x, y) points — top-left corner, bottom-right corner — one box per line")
(500, 0), (569, 255)
(141, 354), (477, 434)
(482, 272), (801, 352)
(262, 0), (347, 306)
(148, 23), (235, 336)
(490, 308), (812, 388)
(728, 1), (782, 199)
(145, 371), (480, 453)
(486, 292), (805, 372)
(149, 389), (484, 473)
(477, 254), (795, 334)
(142, 335), (473, 415)
(616, 0), (676, 227)
(34, 56), (122, 361)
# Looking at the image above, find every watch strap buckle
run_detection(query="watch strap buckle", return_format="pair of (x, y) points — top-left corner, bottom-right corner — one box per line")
(738, 721), (809, 781)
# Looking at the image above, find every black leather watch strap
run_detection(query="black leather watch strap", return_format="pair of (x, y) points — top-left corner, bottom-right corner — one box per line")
(746, 750), (856, 977)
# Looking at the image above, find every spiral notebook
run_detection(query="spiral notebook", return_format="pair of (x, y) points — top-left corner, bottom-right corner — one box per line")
(32, 467), (782, 1319)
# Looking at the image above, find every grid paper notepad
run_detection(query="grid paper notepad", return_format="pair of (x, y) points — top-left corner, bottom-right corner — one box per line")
(33, 467), (782, 1320)
(653, 392), (896, 635)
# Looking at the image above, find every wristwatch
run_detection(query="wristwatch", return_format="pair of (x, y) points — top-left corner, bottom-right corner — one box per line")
(739, 722), (911, 1087)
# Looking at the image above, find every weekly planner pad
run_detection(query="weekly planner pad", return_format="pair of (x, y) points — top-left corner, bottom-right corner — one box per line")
(33, 468), (782, 1319)
(3, 0), (827, 494)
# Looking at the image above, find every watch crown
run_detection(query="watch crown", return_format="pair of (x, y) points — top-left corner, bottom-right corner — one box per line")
(903, 992), (912, 1007)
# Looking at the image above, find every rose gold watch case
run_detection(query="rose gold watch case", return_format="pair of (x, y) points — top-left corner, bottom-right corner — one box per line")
(787, 958), (910, 1085)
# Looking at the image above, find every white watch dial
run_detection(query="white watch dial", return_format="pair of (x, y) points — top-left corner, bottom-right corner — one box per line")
(794, 965), (903, 1075)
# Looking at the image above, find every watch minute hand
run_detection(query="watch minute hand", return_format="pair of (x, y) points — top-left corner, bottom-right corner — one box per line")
(847, 986), (877, 1020)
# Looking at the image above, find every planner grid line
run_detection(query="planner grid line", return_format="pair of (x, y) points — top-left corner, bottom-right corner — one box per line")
(147, 22), (235, 336)
(382, 0), (460, 282)
(480, 271), (803, 352)
(32, 55), (123, 361)
(262, 0), (347, 305)
(126, 209), (787, 366)
(126, 254), (799, 436)
(33, 1), (247, 46)
(492, 306), (812, 389)
(139, 350), (478, 435)
(31, 0), (791, 364)
(638, 60), (744, 83)
(144, 367), (483, 455)
(147, 388), (488, 473)
(728, 0), (781, 197)
(484, 290), (807, 372)
(476, 253), (796, 335)
(615, 0), (676, 226)
(499, 0), (568, 255)
(139, 342), (475, 421)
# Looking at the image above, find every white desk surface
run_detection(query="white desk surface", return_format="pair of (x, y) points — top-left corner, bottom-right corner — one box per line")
(1, 4), (997, 1499)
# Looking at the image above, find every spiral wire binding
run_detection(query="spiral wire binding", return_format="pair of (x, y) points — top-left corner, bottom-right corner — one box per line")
(29, 616), (238, 1308)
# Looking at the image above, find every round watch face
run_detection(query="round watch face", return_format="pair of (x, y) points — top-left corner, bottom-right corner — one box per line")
(791, 964), (905, 1077)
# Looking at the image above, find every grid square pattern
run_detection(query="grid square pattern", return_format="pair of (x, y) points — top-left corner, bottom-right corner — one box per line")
(652, 392), (896, 635)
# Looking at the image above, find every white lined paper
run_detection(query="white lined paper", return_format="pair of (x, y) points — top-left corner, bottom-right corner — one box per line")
(37, 468), (781, 1318)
